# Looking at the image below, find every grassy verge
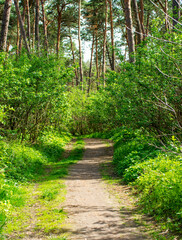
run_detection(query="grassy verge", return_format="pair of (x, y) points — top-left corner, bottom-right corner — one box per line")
(0, 134), (84, 240)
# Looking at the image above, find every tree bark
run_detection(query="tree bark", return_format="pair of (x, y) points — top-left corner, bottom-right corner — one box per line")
(88, 31), (95, 94)
(78, 0), (83, 88)
(16, 11), (19, 55)
(57, 5), (62, 55)
(132, 0), (142, 44)
(35, 0), (40, 52)
(108, 0), (115, 70)
(106, 41), (112, 69)
(146, 11), (150, 36)
(95, 29), (99, 81)
(124, 0), (135, 63)
(41, 0), (48, 52)
(103, 0), (108, 87)
(14, 0), (30, 54)
(139, 0), (145, 38)
(69, 34), (78, 86)
(32, 7), (35, 50)
(18, 1), (26, 53)
(26, 0), (31, 46)
(0, 0), (12, 51)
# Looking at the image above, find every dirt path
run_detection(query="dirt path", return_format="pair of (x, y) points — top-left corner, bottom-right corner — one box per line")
(65, 139), (150, 240)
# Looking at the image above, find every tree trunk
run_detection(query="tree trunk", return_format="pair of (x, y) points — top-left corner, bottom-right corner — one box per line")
(32, 7), (35, 50)
(106, 41), (112, 69)
(16, 12), (19, 56)
(103, 0), (108, 87)
(132, 0), (142, 44)
(124, 0), (135, 63)
(108, 0), (115, 70)
(146, 11), (150, 36)
(35, 0), (40, 52)
(95, 29), (99, 82)
(41, 0), (48, 52)
(26, 0), (31, 46)
(69, 34), (78, 86)
(173, 0), (180, 28)
(0, 0), (12, 51)
(139, 0), (145, 38)
(57, 5), (62, 55)
(78, 0), (83, 88)
(14, 0), (30, 54)
(88, 31), (95, 94)
(18, 1), (25, 53)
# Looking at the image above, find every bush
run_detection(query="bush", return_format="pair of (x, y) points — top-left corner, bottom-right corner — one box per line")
(0, 141), (46, 181)
(35, 131), (72, 163)
(132, 155), (182, 229)
(112, 128), (157, 176)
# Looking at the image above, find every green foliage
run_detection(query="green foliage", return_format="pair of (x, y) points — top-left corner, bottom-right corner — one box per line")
(112, 128), (158, 176)
(35, 131), (72, 163)
(0, 53), (74, 141)
(0, 141), (46, 181)
(134, 155), (182, 231)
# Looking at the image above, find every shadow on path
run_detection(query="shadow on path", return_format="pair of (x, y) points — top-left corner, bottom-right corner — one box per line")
(65, 139), (150, 240)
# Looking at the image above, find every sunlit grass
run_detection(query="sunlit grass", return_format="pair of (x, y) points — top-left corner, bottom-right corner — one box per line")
(4, 139), (85, 239)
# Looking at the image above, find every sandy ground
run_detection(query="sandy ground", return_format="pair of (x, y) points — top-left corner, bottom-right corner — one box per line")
(65, 138), (150, 240)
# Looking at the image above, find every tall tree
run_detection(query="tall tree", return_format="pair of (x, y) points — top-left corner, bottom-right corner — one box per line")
(25, 0), (31, 46)
(123, 0), (135, 63)
(108, 0), (115, 70)
(0, 0), (12, 51)
(88, 31), (95, 93)
(139, 0), (145, 38)
(69, 32), (78, 86)
(78, 0), (83, 87)
(14, 0), (30, 54)
(103, 0), (107, 86)
(41, 0), (48, 51)
(57, 2), (63, 55)
(132, 0), (142, 44)
(35, 0), (40, 51)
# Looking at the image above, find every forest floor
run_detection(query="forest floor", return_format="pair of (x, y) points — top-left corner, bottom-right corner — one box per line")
(64, 138), (152, 240)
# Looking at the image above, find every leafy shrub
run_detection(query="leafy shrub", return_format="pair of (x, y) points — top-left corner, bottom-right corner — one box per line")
(132, 155), (182, 229)
(112, 128), (157, 176)
(0, 141), (46, 181)
(35, 131), (72, 163)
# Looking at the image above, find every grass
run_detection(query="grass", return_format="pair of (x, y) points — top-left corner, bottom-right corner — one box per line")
(3, 139), (85, 240)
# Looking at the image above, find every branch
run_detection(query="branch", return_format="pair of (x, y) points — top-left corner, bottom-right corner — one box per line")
(154, 65), (178, 79)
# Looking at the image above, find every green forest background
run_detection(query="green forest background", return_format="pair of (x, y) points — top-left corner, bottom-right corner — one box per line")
(0, 0), (182, 238)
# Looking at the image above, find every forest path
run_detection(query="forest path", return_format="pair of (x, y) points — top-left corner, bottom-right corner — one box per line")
(65, 138), (150, 240)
